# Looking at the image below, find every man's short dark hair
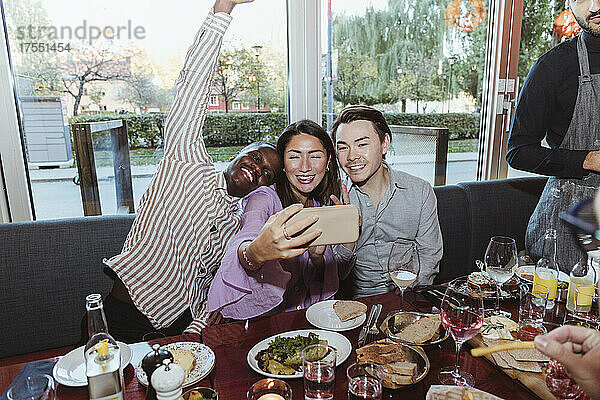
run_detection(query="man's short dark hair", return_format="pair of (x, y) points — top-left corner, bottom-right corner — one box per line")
(330, 105), (392, 145)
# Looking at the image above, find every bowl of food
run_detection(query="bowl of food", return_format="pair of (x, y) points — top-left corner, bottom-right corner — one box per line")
(182, 387), (218, 400)
(356, 340), (429, 389)
(382, 311), (448, 346)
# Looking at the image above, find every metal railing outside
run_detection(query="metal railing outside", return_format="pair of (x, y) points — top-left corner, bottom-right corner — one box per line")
(388, 125), (449, 186)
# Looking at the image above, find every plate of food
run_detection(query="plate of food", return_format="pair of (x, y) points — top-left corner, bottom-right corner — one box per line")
(136, 342), (215, 388)
(247, 329), (352, 379)
(356, 340), (429, 388)
(53, 342), (132, 387)
(305, 300), (367, 331)
(382, 311), (448, 346)
(462, 272), (520, 300)
(515, 265), (569, 283)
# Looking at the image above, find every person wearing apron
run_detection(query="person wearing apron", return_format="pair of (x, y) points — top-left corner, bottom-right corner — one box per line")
(508, 2), (600, 271)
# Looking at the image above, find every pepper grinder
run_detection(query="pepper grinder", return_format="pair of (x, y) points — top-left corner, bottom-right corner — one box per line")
(151, 359), (185, 400)
(142, 343), (174, 400)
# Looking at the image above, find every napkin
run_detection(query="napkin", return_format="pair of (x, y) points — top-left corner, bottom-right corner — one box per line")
(0, 360), (57, 400)
(426, 385), (505, 400)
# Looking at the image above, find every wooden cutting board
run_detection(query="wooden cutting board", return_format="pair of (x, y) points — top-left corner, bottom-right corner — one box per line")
(468, 334), (556, 400)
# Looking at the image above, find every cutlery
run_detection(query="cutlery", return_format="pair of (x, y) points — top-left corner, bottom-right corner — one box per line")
(358, 305), (377, 347)
(366, 304), (383, 344)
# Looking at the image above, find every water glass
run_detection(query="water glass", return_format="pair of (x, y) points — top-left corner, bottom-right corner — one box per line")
(7, 374), (55, 400)
(346, 362), (384, 400)
(517, 283), (549, 340)
(302, 344), (336, 400)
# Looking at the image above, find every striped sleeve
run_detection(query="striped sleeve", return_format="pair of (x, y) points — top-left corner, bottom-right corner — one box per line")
(163, 11), (233, 163)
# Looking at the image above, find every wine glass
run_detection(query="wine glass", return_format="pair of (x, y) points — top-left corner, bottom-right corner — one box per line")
(484, 236), (518, 316)
(387, 239), (420, 307)
(438, 277), (485, 387)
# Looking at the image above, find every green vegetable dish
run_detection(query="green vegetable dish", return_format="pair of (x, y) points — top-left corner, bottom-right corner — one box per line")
(255, 333), (328, 375)
(557, 281), (569, 289)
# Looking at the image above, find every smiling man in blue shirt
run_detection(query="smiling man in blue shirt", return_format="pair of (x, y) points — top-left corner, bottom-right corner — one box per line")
(331, 106), (443, 298)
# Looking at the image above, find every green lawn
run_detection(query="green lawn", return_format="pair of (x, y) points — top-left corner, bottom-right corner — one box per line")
(448, 139), (478, 153)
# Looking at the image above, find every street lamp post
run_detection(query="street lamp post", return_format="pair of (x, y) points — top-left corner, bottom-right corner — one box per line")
(447, 55), (457, 113)
(251, 45), (263, 112)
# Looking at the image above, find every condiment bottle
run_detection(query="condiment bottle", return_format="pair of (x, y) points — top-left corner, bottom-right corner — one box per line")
(567, 250), (596, 313)
(151, 359), (185, 400)
(142, 344), (174, 400)
(84, 294), (124, 400)
(534, 228), (560, 309)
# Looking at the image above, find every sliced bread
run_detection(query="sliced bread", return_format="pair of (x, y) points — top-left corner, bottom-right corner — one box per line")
(396, 314), (441, 344)
(171, 349), (196, 378)
(333, 300), (367, 322)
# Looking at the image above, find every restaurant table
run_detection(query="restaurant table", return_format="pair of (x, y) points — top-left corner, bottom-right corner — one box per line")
(0, 292), (544, 399)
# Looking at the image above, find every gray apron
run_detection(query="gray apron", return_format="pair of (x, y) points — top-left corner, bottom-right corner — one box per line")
(526, 35), (600, 272)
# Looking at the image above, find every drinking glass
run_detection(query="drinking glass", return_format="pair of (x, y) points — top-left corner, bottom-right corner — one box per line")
(387, 239), (420, 307)
(346, 362), (384, 400)
(302, 344), (336, 400)
(484, 236), (518, 316)
(7, 374), (55, 400)
(517, 283), (549, 340)
(247, 378), (292, 400)
(438, 277), (484, 386)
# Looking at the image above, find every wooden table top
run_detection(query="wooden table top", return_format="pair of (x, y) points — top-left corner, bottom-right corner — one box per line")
(0, 292), (542, 399)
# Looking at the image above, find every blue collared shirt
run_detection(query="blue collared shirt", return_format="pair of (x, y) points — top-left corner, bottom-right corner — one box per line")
(333, 163), (443, 298)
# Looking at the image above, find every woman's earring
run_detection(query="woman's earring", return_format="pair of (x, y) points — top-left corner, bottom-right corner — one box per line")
(282, 168), (286, 172)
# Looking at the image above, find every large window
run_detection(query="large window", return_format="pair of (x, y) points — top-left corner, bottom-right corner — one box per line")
(2, 0), (286, 220)
(322, 0), (490, 185)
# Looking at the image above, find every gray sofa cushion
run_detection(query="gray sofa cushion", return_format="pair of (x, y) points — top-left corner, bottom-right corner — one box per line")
(0, 214), (134, 358)
(458, 177), (547, 270)
(433, 185), (471, 283)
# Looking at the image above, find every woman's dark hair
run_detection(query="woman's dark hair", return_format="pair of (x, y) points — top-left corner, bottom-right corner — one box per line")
(276, 120), (340, 208)
(330, 105), (392, 145)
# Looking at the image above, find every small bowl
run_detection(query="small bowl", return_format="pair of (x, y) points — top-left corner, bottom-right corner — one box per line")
(182, 387), (218, 400)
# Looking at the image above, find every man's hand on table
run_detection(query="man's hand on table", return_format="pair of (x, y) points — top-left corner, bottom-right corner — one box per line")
(535, 325), (600, 400)
(213, 0), (254, 14)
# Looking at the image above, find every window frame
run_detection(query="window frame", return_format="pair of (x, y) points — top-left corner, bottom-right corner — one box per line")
(0, 1), (34, 222)
(0, 0), (527, 222)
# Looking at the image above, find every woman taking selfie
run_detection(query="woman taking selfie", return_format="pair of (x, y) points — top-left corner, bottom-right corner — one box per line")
(207, 120), (342, 319)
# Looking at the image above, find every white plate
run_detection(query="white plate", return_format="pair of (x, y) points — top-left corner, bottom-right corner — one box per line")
(306, 300), (366, 331)
(53, 342), (132, 387)
(247, 329), (352, 379)
(515, 265), (569, 282)
(136, 342), (215, 388)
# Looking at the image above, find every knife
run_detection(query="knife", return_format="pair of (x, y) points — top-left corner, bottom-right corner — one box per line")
(358, 305), (377, 347)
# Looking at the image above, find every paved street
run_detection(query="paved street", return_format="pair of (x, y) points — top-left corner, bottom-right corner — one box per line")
(29, 153), (536, 220)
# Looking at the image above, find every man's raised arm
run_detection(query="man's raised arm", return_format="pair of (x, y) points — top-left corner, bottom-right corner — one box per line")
(163, 0), (254, 162)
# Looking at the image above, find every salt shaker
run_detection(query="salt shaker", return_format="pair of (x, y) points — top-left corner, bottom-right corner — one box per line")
(142, 344), (174, 400)
(151, 359), (185, 400)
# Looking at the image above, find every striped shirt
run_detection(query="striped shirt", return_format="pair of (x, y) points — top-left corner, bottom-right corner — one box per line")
(104, 11), (240, 334)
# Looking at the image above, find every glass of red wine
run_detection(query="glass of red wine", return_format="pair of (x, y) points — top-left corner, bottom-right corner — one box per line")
(438, 276), (485, 386)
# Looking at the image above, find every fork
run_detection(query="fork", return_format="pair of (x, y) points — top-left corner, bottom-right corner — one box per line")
(365, 304), (382, 344)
